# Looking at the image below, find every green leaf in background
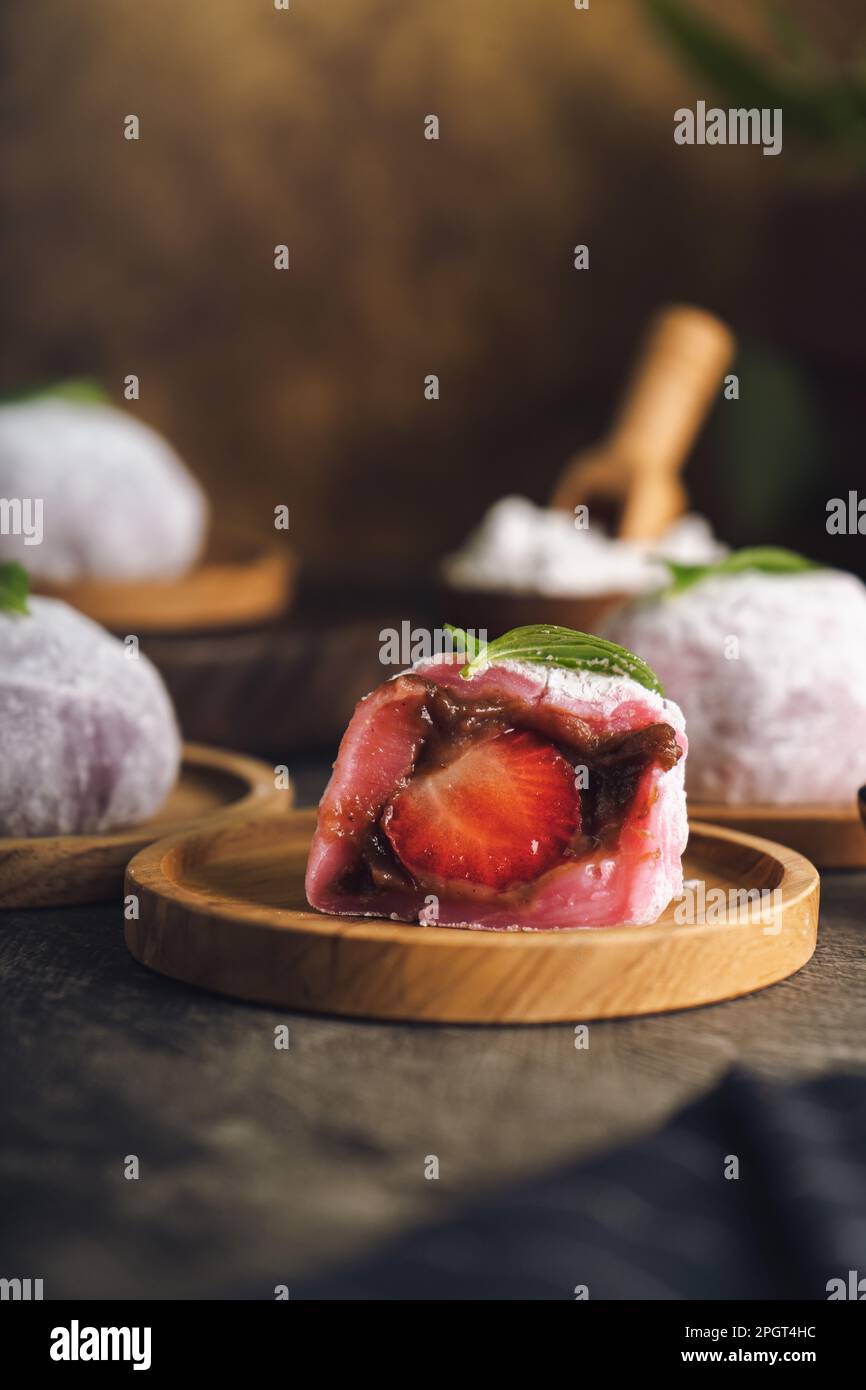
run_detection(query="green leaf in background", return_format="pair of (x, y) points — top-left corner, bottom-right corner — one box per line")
(0, 377), (109, 408)
(642, 0), (866, 165)
(761, 1), (810, 66)
(661, 546), (819, 596)
(715, 344), (820, 537)
(0, 562), (31, 615)
(457, 623), (665, 696)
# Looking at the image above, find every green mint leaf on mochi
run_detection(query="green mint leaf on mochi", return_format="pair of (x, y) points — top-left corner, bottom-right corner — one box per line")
(0, 377), (110, 407)
(0, 562), (30, 615)
(442, 623), (484, 662)
(457, 623), (664, 696)
(661, 546), (819, 596)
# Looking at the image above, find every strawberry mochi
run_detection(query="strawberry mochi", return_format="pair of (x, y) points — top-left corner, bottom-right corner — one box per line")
(305, 655), (688, 929)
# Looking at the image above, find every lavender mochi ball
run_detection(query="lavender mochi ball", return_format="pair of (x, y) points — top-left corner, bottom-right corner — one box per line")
(604, 569), (866, 805)
(0, 598), (181, 836)
(0, 398), (208, 581)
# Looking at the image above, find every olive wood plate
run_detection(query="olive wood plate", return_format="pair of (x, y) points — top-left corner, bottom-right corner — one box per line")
(33, 531), (297, 634)
(691, 800), (866, 870)
(0, 744), (290, 909)
(124, 810), (819, 1024)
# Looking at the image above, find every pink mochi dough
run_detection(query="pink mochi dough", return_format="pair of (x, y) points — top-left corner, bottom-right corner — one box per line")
(0, 597), (181, 836)
(604, 569), (866, 805)
(306, 657), (688, 929)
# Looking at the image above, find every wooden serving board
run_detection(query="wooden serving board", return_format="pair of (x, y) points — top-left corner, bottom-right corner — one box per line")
(33, 531), (297, 634)
(0, 744), (290, 909)
(124, 810), (819, 1024)
(690, 801), (866, 870)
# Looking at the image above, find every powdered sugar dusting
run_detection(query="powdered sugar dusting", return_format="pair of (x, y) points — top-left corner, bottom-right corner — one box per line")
(605, 569), (866, 804)
(442, 495), (725, 596)
(0, 399), (208, 581)
(422, 655), (685, 737)
(0, 597), (181, 835)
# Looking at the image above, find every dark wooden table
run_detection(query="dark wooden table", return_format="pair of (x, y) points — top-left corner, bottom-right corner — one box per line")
(2, 766), (865, 1299)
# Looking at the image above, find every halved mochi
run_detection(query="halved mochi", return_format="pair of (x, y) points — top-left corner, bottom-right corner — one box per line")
(305, 655), (687, 929)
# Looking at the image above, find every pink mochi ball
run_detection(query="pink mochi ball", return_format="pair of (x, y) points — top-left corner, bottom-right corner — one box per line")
(0, 597), (181, 836)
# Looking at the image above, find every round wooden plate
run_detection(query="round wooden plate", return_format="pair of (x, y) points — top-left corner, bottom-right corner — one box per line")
(124, 811), (819, 1024)
(0, 744), (290, 909)
(690, 800), (866, 870)
(32, 531), (297, 634)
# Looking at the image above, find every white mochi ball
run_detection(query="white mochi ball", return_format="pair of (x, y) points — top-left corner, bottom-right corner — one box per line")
(0, 597), (181, 836)
(604, 569), (866, 805)
(0, 398), (208, 581)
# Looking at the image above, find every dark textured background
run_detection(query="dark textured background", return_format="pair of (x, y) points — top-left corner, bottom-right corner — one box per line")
(3, 0), (866, 585)
(4, 3), (866, 1306)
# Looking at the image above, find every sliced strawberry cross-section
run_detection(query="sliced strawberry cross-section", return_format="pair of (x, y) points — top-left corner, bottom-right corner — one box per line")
(381, 728), (581, 891)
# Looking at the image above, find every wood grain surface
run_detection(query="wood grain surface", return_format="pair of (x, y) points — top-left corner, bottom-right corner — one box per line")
(691, 800), (866, 870)
(33, 531), (297, 634)
(124, 810), (819, 1023)
(0, 744), (291, 909)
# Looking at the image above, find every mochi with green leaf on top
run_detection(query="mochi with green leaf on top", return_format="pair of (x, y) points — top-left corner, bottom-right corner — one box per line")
(306, 624), (688, 929)
(603, 549), (866, 805)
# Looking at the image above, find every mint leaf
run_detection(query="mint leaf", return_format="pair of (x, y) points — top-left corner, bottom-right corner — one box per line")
(457, 623), (664, 696)
(643, 0), (866, 157)
(442, 623), (484, 662)
(0, 562), (30, 615)
(0, 377), (109, 408)
(661, 546), (818, 595)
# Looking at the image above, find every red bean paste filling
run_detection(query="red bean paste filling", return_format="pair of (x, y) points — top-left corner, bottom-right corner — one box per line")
(344, 676), (680, 896)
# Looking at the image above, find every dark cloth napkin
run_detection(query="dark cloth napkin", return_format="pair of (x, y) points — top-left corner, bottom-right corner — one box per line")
(297, 1068), (866, 1300)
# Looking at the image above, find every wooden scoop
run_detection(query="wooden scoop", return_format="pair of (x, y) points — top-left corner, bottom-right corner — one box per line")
(551, 305), (735, 540)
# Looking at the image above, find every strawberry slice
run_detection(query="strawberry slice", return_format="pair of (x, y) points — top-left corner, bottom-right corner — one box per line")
(381, 728), (581, 890)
